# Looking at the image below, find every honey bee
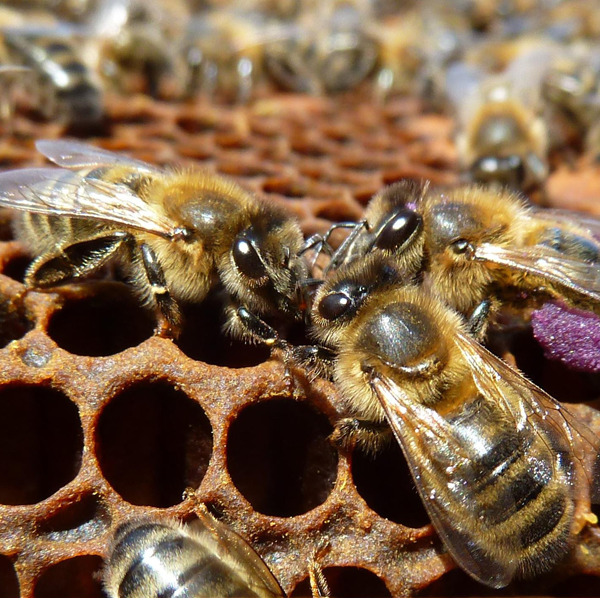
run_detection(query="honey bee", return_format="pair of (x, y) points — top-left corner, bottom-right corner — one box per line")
(103, 509), (285, 597)
(371, 2), (471, 101)
(307, 253), (599, 587)
(264, 0), (378, 95)
(0, 27), (104, 128)
(446, 51), (551, 189)
(182, 7), (280, 102)
(0, 140), (307, 338)
(541, 46), (600, 156)
(87, 0), (189, 98)
(320, 181), (600, 335)
(103, 506), (330, 598)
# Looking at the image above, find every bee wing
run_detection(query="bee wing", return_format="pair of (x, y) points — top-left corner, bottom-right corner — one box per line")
(372, 372), (518, 588)
(35, 140), (161, 173)
(0, 168), (179, 238)
(474, 242), (600, 302)
(455, 331), (600, 502)
(444, 61), (484, 123)
(373, 333), (599, 587)
(193, 508), (284, 597)
(532, 207), (600, 241)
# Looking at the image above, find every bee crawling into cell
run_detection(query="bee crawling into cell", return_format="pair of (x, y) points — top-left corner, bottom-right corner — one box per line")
(0, 140), (308, 340)
(295, 253), (600, 588)
(103, 496), (330, 598)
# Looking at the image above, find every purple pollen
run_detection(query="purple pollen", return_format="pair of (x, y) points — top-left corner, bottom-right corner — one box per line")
(531, 302), (600, 372)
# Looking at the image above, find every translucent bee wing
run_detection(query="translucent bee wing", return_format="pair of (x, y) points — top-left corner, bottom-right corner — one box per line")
(455, 331), (600, 503)
(444, 61), (484, 116)
(35, 140), (160, 173)
(373, 331), (599, 587)
(504, 45), (559, 107)
(474, 242), (600, 302)
(0, 167), (179, 238)
(191, 508), (284, 598)
(372, 372), (518, 588)
(532, 207), (600, 240)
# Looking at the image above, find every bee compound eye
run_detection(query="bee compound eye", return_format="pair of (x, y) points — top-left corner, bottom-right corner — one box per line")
(376, 209), (422, 252)
(233, 236), (268, 280)
(318, 292), (352, 321)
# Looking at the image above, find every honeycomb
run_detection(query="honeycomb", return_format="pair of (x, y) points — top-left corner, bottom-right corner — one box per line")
(0, 87), (599, 598)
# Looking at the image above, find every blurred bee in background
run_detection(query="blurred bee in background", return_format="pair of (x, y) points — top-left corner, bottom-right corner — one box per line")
(264, 0), (379, 95)
(541, 44), (600, 158)
(369, 1), (472, 102)
(182, 6), (281, 103)
(0, 5), (103, 129)
(104, 504), (329, 598)
(0, 27), (104, 129)
(85, 0), (189, 98)
(445, 48), (552, 189)
(312, 180), (600, 340)
(306, 252), (599, 588)
(0, 140), (308, 338)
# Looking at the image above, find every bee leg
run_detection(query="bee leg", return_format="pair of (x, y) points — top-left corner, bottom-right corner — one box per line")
(467, 298), (492, 340)
(25, 231), (131, 288)
(330, 417), (392, 455)
(231, 306), (335, 379)
(308, 541), (331, 598)
(139, 243), (182, 339)
(324, 220), (369, 274)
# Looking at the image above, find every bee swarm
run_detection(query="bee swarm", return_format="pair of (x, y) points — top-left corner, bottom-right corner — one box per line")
(0, 90), (599, 597)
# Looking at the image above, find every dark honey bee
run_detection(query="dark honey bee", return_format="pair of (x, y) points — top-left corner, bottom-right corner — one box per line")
(264, 0), (378, 95)
(182, 7), (279, 103)
(0, 140), (307, 337)
(307, 253), (599, 587)
(103, 509), (284, 597)
(104, 506), (330, 598)
(319, 180), (600, 335)
(0, 28), (104, 128)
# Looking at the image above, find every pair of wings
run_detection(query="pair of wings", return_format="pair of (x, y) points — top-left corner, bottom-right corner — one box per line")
(474, 206), (600, 303)
(0, 140), (182, 239)
(372, 330), (599, 588)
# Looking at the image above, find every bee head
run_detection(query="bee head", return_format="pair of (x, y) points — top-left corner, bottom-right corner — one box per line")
(361, 181), (427, 272)
(310, 255), (406, 347)
(223, 210), (308, 319)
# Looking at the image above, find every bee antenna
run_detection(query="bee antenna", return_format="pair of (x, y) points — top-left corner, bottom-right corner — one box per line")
(299, 278), (324, 289)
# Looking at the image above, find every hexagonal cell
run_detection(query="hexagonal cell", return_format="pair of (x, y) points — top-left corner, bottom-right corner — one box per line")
(227, 397), (337, 517)
(0, 555), (19, 597)
(96, 381), (212, 507)
(0, 385), (83, 505)
(33, 556), (105, 598)
(0, 294), (34, 349)
(1, 255), (29, 284)
(38, 494), (111, 543)
(175, 295), (269, 367)
(291, 566), (391, 598)
(352, 442), (429, 527)
(47, 285), (155, 357)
